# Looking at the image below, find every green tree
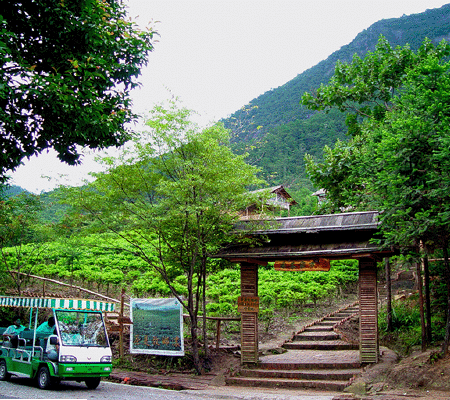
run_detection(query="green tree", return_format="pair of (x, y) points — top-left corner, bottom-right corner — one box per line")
(369, 55), (450, 354)
(303, 36), (450, 355)
(0, 0), (155, 180)
(0, 193), (50, 294)
(302, 36), (450, 215)
(61, 101), (264, 373)
(304, 136), (369, 213)
(302, 36), (450, 136)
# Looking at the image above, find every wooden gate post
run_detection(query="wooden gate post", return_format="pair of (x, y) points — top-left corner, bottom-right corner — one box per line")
(240, 262), (259, 364)
(359, 258), (378, 363)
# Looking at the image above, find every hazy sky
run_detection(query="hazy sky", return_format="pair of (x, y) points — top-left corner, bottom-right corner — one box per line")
(10, 0), (450, 193)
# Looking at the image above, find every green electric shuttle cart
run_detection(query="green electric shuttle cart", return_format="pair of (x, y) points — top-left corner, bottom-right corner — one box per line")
(0, 296), (115, 389)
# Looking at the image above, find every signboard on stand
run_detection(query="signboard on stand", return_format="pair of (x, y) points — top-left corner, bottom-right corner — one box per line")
(130, 298), (184, 356)
(237, 296), (259, 312)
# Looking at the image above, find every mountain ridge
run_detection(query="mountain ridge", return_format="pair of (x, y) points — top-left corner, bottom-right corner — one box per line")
(221, 3), (450, 194)
(223, 3), (450, 143)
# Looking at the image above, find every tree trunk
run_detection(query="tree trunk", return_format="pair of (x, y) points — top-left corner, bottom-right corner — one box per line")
(385, 258), (393, 332)
(416, 260), (426, 351)
(189, 311), (204, 375)
(423, 253), (432, 344)
(201, 256), (209, 358)
(441, 244), (450, 356)
(187, 266), (204, 375)
(16, 270), (22, 296)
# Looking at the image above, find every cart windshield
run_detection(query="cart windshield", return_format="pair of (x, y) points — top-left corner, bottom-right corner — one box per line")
(55, 310), (109, 347)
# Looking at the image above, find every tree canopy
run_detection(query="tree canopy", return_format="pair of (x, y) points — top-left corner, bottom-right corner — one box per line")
(302, 37), (450, 214)
(302, 36), (450, 354)
(0, 0), (155, 181)
(61, 101), (264, 373)
(302, 36), (450, 135)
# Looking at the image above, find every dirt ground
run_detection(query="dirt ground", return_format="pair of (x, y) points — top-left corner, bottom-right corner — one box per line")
(335, 318), (450, 399)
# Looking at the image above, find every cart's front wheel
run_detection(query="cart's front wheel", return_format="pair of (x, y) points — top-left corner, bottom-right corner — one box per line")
(85, 377), (101, 389)
(0, 359), (11, 381)
(37, 366), (53, 390)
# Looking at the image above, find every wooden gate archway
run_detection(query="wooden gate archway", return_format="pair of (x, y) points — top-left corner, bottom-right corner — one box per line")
(213, 211), (395, 365)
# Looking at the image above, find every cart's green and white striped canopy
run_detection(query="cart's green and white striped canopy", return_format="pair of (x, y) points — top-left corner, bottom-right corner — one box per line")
(0, 296), (115, 312)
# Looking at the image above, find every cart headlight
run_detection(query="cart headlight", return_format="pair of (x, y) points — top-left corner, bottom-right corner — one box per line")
(100, 355), (111, 363)
(61, 355), (77, 362)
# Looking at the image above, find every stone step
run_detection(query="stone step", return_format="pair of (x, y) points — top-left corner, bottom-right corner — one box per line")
(258, 360), (361, 370)
(258, 349), (361, 370)
(315, 321), (337, 326)
(283, 341), (358, 351)
(323, 316), (346, 321)
(226, 376), (350, 391)
(293, 332), (340, 341)
(332, 313), (355, 319)
(330, 314), (353, 320)
(304, 326), (334, 332)
(225, 304), (362, 392)
(238, 367), (361, 381)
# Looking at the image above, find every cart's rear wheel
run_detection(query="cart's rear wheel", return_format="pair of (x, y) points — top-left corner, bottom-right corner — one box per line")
(85, 377), (101, 389)
(0, 359), (11, 381)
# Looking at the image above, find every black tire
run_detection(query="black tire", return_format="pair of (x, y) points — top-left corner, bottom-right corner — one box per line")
(0, 359), (11, 381)
(37, 366), (53, 390)
(85, 377), (101, 389)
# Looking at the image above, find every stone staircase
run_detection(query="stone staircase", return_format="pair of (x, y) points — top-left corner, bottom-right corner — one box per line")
(226, 303), (361, 391)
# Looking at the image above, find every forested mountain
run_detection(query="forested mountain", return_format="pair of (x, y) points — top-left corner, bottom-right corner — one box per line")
(3, 185), (28, 197)
(224, 4), (450, 191)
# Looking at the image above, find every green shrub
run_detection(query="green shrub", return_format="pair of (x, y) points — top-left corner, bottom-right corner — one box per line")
(259, 307), (275, 332)
(379, 298), (421, 332)
(377, 296), (444, 355)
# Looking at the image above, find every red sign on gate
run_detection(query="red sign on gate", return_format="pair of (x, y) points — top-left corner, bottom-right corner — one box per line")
(274, 259), (331, 272)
